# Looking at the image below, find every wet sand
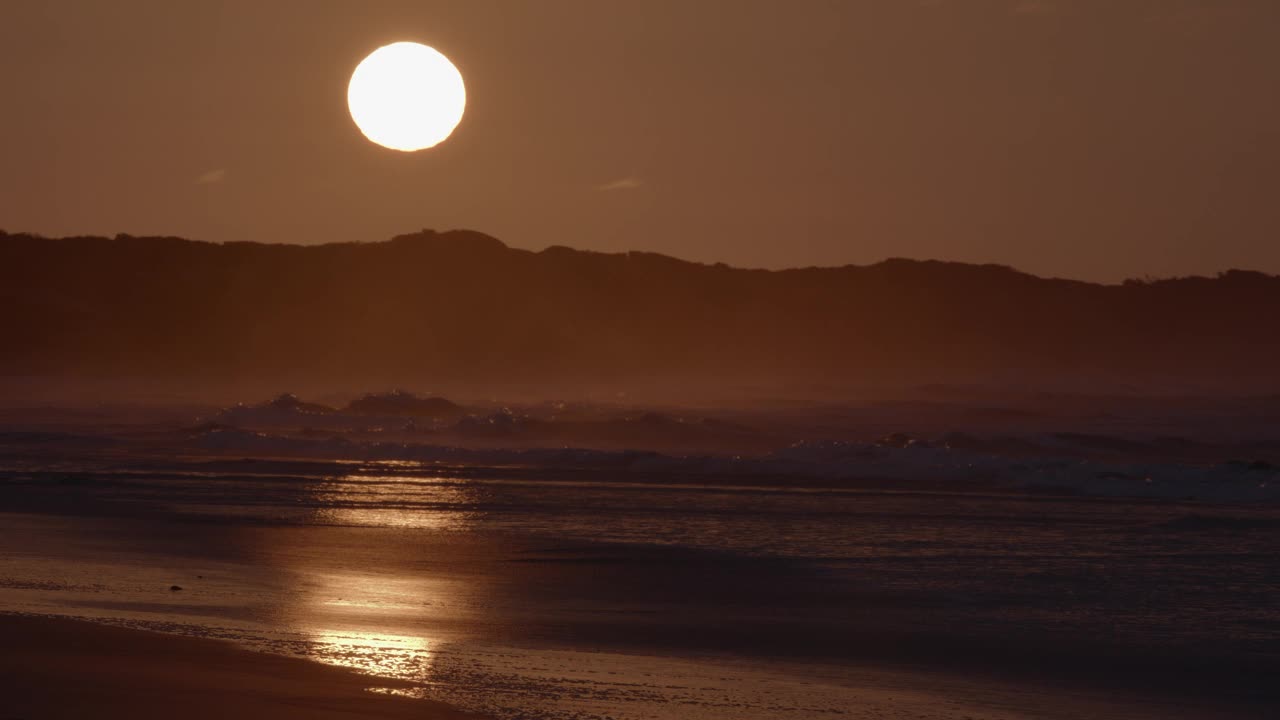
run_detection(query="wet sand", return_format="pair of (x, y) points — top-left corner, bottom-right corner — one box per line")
(0, 614), (487, 720)
(2, 612), (1268, 720)
(1, 449), (1276, 719)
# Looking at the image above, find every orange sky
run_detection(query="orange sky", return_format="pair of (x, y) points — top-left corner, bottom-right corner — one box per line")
(1, 0), (1277, 282)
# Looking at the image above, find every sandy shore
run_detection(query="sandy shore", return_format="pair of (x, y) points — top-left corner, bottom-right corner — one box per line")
(2, 611), (1272, 720)
(0, 615), (487, 720)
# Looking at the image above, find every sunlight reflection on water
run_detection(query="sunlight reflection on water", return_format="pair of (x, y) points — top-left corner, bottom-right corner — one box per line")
(288, 566), (452, 690)
(304, 626), (435, 683)
(308, 475), (479, 530)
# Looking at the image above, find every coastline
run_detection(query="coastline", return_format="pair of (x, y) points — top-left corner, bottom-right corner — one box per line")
(4, 610), (1272, 720)
(0, 614), (487, 720)
(1, 453), (1275, 720)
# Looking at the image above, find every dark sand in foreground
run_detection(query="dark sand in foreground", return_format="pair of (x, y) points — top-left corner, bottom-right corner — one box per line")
(1, 615), (486, 720)
(4, 612), (1272, 720)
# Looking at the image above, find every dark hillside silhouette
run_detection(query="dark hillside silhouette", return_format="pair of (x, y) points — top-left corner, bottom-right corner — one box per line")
(1, 230), (1277, 386)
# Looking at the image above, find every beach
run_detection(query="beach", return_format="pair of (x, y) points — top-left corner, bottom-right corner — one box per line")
(2, 397), (1278, 719)
(1, 614), (482, 719)
(1, 441), (1276, 719)
(1, 608), (1267, 720)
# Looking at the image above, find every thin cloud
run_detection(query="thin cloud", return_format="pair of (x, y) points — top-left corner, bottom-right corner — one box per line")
(597, 176), (643, 192)
(195, 168), (227, 184)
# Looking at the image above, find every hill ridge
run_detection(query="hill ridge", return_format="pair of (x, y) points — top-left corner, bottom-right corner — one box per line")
(1, 229), (1277, 384)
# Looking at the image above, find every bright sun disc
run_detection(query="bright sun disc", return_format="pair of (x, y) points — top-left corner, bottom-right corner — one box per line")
(347, 42), (466, 152)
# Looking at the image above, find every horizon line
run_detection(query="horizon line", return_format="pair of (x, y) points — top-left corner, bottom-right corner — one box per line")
(1, 227), (1273, 288)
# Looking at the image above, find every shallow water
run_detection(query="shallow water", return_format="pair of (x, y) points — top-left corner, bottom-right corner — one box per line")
(2, 456), (1278, 718)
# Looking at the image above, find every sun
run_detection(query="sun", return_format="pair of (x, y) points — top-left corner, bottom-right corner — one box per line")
(347, 42), (466, 152)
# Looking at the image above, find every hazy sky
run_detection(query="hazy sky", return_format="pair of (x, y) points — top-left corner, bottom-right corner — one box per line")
(2, 0), (1277, 281)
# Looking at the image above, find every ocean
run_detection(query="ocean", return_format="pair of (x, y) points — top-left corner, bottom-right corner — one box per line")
(2, 449), (1277, 719)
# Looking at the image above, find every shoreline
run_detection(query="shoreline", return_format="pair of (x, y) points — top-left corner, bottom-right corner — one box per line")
(4, 611), (1272, 720)
(2, 478), (1275, 720)
(0, 614), (487, 719)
